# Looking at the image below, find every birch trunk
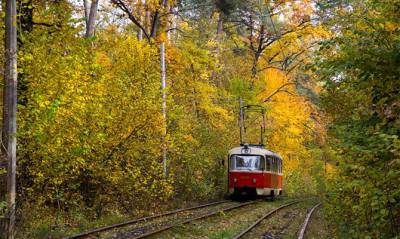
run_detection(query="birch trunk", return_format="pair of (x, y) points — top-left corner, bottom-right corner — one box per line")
(160, 0), (168, 176)
(3, 0), (18, 238)
(160, 42), (167, 176)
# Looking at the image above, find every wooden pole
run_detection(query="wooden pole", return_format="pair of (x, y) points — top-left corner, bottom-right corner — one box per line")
(239, 98), (244, 145)
(3, 0), (18, 238)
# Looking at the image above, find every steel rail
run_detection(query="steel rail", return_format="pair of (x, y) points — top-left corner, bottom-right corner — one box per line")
(134, 199), (262, 239)
(232, 200), (301, 239)
(66, 200), (229, 239)
(297, 203), (322, 239)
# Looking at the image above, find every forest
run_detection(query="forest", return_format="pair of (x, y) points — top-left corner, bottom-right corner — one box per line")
(0, 0), (399, 238)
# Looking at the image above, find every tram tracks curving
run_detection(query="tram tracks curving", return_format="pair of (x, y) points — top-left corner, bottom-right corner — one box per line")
(232, 200), (322, 239)
(232, 200), (302, 239)
(67, 199), (231, 239)
(68, 199), (319, 239)
(117, 199), (262, 239)
(297, 203), (322, 239)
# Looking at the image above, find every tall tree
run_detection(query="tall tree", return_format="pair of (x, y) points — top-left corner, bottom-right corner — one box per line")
(2, 0), (18, 238)
(160, 0), (168, 176)
(316, 0), (400, 237)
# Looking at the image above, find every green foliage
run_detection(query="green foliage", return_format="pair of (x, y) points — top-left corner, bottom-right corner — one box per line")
(316, 0), (400, 237)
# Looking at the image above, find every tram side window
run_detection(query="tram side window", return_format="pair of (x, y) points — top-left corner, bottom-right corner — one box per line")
(270, 157), (274, 172)
(277, 158), (281, 173)
(260, 157), (265, 171)
(278, 159), (281, 173)
(272, 157), (276, 172)
(266, 156), (271, 171)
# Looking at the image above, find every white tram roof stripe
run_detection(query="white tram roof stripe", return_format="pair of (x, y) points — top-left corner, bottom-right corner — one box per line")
(229, 146), (282, 159)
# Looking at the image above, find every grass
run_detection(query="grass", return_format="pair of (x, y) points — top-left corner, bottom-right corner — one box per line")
(17, 206), (131, 238)
(146, 198), (328, 239)
(15, 197), (328, 239)
(147, 198), (292, 239)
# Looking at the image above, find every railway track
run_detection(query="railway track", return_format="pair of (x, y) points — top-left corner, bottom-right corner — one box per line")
(120, 199), (262, 239)
(232, 200), (322, 239)
(67, 200), (230, 239)
(69, 199), (319, 239)
(297, 203), (322, 239)
(68, 199), (265, 239)
(232, 200), (301, 239)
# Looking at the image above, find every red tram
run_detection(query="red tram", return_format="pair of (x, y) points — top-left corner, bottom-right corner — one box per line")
(228, 144), (283, 197)
(226, 101), (283, 197)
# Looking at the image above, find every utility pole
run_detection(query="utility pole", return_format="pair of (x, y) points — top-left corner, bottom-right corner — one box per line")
(239, 98), (244, 145)
(3, 0), (18, 238)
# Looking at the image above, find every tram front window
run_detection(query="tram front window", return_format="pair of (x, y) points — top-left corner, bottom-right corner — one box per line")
(230, 155), (264, 171)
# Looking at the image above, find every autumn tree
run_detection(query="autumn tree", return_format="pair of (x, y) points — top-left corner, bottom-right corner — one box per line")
(315, 0), (400, 237)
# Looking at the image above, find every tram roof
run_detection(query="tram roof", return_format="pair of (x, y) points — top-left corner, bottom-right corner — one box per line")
(229, 145), (282, 159)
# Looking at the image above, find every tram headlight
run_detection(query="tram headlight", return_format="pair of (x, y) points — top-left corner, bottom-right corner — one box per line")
(252, 178), (257, 183)
(233, 178), (237, 183)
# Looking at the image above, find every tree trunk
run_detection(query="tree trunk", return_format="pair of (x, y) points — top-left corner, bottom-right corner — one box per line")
(160, 42), (167, 176)
(251, 52), (260, 77)
(170, 7), (177, 43)
(210, 11), (223, 83)
(216, 11), (223, 39)
(85, 0), (99, 38)
(137, 0), (146, 40)
(3, 0), (18, 238)
(137, 29), (143, 40)
(160, 0), (168, 176)
(83, 0), (90, 27)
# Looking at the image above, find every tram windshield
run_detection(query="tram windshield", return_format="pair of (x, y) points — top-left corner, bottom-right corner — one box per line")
(230, 155), (264, 171)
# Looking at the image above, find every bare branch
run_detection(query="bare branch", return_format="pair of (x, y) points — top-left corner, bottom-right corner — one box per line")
(262, 83), (296, 102)
(112, 0), (150, 40)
